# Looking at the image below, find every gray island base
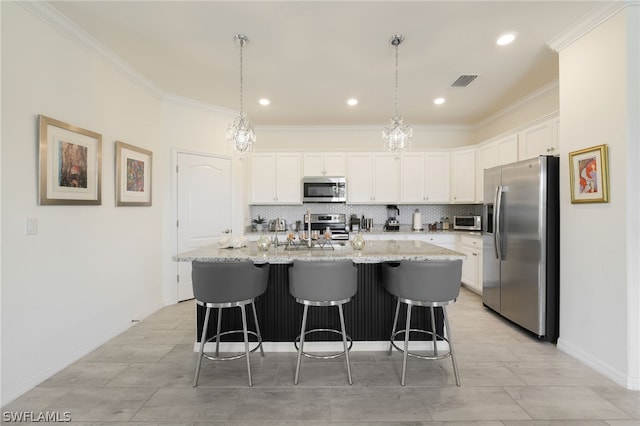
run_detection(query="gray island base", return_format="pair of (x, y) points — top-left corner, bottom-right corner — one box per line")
(176, 240), (466, 348)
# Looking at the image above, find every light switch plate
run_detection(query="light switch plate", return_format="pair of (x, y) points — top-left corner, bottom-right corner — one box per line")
(25, 217), (38, 235)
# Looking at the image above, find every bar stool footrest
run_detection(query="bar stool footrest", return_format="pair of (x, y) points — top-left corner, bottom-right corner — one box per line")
(202, 329), (262, 361)
(390, 328), (452, 361)
(294, 328), (353, 359)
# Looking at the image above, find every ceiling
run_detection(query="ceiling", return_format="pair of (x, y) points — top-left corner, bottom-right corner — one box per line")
(49, 1), (602, 127)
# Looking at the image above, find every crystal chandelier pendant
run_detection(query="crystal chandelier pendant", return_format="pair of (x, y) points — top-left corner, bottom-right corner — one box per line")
(383, 115), (412, 154)
(383, 34), (412, 158)
(226, 114), (255, 155)
(226, 34), (255, 158)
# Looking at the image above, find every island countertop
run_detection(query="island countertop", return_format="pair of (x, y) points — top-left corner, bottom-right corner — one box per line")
(175, 239), (465, 264)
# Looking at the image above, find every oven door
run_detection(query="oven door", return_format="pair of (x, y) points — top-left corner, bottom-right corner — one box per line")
(302, 177), (346, 203)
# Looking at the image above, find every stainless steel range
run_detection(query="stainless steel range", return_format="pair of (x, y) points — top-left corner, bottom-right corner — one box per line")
(304, 213), (349, 240)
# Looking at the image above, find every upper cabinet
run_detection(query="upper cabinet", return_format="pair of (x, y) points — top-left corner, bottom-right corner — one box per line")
(475, 134), (518, 202)
(475, 143), (496, 203)
(302, 152), (346, 177)
(451, 148), (476, 203)
(250, 153), (301, 204)
(518, 116), (559, 160)
(400, 152), (450, 203)
(347, 153), (398, 204)
(496, 134), (519, 165)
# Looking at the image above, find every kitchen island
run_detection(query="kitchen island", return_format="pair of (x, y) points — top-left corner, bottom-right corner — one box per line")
(175, 239), (465, 264)
(176, 240), (465, 346)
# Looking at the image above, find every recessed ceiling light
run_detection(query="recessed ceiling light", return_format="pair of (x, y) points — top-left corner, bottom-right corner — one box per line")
(434, 97), (446, 105)
(497, 33), (516, 46)
(347, 98), (358, 106)
(258, 98), (270, 106)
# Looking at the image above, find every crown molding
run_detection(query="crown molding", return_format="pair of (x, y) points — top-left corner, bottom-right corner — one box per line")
(474, 80), (559, 130)
(19, 1), (165, 99)
(255, 124), (473, 132)
(547, 1), (638, 52)
(162, 93), (238, 116)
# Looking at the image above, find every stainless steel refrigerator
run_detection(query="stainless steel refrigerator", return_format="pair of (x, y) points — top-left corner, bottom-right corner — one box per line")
(483, 156), (559, 342)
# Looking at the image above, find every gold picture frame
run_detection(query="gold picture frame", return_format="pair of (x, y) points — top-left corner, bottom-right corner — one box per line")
(38, 115), (102, 205)
(115, 141), (152, 206)
(569, 144), (609, 204)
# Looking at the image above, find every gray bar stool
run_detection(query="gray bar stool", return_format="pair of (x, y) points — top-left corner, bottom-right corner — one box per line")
(191, 260), (269, 387)
(381, 259), (462, 386)
(288, 260), (357, 385)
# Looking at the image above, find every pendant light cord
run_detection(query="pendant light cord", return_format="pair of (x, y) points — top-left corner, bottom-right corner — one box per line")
(394, 41), (400, 117)
(239, 37), (245, 118)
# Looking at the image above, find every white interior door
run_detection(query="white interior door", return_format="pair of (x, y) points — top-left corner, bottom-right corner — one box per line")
(176, 152), (231, 301)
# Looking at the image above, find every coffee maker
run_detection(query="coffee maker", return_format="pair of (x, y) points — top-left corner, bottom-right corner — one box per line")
(384, 204), (400, 231)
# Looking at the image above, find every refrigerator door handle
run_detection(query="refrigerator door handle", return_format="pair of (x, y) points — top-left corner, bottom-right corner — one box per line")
(494, 185), (503, 260)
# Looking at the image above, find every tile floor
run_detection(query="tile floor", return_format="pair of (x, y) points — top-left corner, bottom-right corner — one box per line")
(3, 288), (639, 425)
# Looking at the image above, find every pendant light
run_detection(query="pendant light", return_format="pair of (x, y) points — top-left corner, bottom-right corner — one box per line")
(382, 34), (412, 157)
(226, 34), (255, 157)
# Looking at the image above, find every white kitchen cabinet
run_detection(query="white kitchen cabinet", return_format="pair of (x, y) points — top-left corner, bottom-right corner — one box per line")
(250, 153), (301, 204)
(400, 152), (450, 203)
(475, 134), (518, 202)
(518, 117), (559, 160)
(374, 233), (408, 241)
(303, 152), (346, 177)
(496, 134), (519, 165)
(475, 143), (496, 203)
(416, 233), (456, 250)
(458, 234), (483, 294)
(347, 153), (398, 204)
(451, 148), (476, 203)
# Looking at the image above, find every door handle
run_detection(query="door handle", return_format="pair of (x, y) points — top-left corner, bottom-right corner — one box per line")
(494, 185), (503, 260)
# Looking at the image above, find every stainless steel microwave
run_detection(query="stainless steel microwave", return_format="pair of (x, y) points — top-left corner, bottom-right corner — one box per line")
(302, 176), (346, 203)
(453, 215), (482, 231)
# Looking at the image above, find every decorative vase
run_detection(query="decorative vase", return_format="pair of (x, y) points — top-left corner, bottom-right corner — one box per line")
(352, 232), (365, 250)
(257, 233), (270, 251)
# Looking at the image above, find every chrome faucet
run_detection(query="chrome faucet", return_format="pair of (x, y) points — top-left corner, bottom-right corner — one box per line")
(306, 210), (312, 248)
(272, 217), (281, 247)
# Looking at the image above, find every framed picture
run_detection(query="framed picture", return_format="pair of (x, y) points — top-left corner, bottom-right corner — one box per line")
(39, 115), (102, 205)
(115, 141), (152, 206)
(569, 144), (609, 204)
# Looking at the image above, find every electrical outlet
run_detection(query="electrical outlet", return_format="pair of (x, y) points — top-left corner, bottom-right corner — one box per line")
(25, 217), (38, 235)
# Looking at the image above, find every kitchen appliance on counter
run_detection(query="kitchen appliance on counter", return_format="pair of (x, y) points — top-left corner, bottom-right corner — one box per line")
(453, 215), (481, 231)
(304, 213), (349, 240)
(483, 156), (559, 342)
(302, 176), (346, 203)
(412, 209), (423, 231)
(268, 218), (287, 232)
(384, 205), (400, 231)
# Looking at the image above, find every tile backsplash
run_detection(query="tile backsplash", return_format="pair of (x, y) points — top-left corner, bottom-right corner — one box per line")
(249, 203), (481, 230)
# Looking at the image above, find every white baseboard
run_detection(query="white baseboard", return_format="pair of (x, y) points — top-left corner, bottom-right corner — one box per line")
(193, 340), (451, 353)
(557, 337), (638, 390)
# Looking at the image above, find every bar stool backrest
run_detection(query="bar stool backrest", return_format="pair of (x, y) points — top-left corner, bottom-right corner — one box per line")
(289, 260), (357, 302)
(382, 260), (462, 303)
(192, 261), (269, 304)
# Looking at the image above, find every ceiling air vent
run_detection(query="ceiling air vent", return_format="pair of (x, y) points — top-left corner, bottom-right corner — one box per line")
(451, 75), (477, 87)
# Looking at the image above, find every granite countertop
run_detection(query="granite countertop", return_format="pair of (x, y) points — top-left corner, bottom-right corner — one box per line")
(246, 226), (481, 237)
(175, 239), (466, 264)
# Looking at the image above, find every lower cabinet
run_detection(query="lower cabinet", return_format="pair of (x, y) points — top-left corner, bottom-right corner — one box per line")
(457, 234), (482, 294)
(415, 233), (456, 250)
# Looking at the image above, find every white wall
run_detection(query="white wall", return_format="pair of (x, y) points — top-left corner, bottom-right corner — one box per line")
(160, 96), (249, 305)
(1, 2), (166, 403)
(0, 3), (246, 404)
(2, 2), (162, 402)
(472, 82), (559, 143)
(556, 5), (640, 389)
